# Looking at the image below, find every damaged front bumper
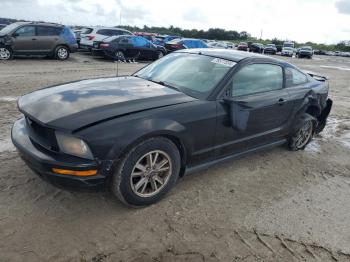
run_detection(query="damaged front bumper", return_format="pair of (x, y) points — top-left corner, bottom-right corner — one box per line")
(11, 117), (109, 190)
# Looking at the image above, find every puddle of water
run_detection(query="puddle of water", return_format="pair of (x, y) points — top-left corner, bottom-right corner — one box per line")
(305, 140), (321, 153)
(0, 96), (18, 102)
(320, 65), (350, 71)
(310, 116), (350, 152)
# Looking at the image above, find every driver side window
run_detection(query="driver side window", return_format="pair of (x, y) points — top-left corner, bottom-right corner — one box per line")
(231, 63), (283, 97)
(15, 26), (36, 37)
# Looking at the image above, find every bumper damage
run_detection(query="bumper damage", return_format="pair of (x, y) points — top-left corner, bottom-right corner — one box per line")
(11, 118), (108, 190)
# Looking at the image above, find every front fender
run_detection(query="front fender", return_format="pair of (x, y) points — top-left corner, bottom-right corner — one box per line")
(78, 117), (191, 161)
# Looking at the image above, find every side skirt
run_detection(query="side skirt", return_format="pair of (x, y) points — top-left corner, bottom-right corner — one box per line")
(184, 139), (287, 175)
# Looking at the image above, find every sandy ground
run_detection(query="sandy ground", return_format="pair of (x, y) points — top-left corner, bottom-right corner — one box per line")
(0, 52), (350, 262)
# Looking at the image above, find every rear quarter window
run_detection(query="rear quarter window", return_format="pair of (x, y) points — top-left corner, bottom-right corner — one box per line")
(97, 29), (129, 36)
(37, 26), (63, 36)
(285, 67), (308, 87)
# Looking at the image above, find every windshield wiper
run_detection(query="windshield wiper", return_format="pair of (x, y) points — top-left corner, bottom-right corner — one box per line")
(147, 78), (180, 92)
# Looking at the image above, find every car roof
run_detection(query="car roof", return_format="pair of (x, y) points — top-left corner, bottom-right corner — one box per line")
(177, 49), (283, 63)
(12, 21), (64, 27)
(93, 27), (129, 31)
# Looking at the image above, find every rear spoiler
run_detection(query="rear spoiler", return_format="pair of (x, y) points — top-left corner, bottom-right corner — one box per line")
(305, 71), (329, 81)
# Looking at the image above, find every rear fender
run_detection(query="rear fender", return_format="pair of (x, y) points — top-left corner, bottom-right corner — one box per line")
(290, 94), (321, 133)
(315, 99), (333, 134)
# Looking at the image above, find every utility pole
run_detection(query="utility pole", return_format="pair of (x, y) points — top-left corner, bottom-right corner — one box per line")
(260, 29), (263, 40)
(119, 11), (122, 26)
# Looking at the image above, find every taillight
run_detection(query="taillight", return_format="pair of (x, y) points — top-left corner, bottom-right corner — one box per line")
(87, 35), (95, 40)
(100, 43), (109, 48)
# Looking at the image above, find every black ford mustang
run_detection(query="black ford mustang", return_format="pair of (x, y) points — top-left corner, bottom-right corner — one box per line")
(12, 49), (332, 206)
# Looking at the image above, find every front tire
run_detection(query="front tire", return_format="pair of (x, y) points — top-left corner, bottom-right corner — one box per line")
(111, 137), (181, 206)
(156, 51), (164, 60)
(0, 46), (13, 60)
(55, 46), (70, 60)
(288, 113), (315, 151)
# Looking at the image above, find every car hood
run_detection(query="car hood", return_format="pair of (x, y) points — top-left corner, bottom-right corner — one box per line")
(18, 76), (197, 131)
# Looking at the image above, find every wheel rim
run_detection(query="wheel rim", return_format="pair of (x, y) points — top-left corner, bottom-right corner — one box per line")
(57, 48), (68, 59)
(130, 150), (172, 198)
(158, 52), (164, 59)
(295, 121), (313, 148)
(0, 48), (10, 60)
(115, 51), (125, 60)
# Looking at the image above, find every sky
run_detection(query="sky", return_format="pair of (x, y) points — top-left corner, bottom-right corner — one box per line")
(1, 0), (350, 44)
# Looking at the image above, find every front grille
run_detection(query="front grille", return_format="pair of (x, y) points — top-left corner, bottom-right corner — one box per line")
(26, 117), (59, 152)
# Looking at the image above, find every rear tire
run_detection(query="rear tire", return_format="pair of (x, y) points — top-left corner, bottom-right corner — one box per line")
(0, 46), (13, 60)
(288, 113), (316, 151)
(111, 137), (181, 206)
(55, 46), (70, 60)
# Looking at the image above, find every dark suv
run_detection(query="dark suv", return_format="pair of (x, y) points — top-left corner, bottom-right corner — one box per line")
(0, 22), (77, 60)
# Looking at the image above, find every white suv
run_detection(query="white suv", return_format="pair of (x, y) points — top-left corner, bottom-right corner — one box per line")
(79, 27), (133, 50)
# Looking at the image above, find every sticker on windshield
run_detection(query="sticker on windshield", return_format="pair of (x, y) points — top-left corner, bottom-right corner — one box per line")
(211, 58), (235, 67)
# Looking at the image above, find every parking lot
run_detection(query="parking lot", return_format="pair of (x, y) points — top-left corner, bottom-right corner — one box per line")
(1, 52), (350, 261)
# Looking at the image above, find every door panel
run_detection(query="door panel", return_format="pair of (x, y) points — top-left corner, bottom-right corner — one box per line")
(214, 63), (294, 158)
(11, 26), (37, 53)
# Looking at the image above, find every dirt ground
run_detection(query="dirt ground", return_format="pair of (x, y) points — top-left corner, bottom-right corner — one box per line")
(0, 52), (350, 262)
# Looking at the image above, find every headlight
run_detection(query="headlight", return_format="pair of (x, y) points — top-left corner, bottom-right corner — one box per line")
(56, 132), (93, 159)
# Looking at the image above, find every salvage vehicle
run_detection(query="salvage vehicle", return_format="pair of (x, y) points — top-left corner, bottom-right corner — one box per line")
(165, 38), (208, 52)
(237, 42), (248, 51)
(297, 46), (313, 59)
(281, 47), (294, 57)
(12, 49), (332, 206)
(92, 35), (166, 61)
(79, 27), (133, 51)
(264, 44), (277, 54)
(0, 22), (77, 60)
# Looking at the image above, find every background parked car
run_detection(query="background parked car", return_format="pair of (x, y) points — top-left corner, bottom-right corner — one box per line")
(249, 43), (264, 53)
(207, 41), (229, 49)
(79, 27), (133, 51)
(276, 44), (283, 53)
(297, 46), (313, 59)
(164, 38), (208, 52)
(92, 35), (166, 61)
(281, 46), (294, 57)
(153, 35), (180, 46)
(314, 49), (327, 55)
(0, 22), (77, 60)
(264, 43), (277, 54)
(237, 42), (248, 51)
(0, 23), (7, 30)
(134, 32), (156, 42)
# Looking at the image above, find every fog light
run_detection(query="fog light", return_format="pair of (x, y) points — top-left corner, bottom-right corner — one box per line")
(52, 168), (97, 176)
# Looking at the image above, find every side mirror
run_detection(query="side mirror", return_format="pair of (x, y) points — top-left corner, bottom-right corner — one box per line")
(223, 97), (250, 131)
(12, 33), (19, 38)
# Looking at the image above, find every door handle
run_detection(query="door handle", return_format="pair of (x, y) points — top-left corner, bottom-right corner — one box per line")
(32, 38), (37, 40)
(278, 98), (287, 105)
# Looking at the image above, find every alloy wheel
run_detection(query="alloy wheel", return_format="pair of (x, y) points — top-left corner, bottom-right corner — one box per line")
(294, 121), (313, 148)
(0, 48), (11, 60)
(57, 48), (68, 59)
(130, 150), (172, 197)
